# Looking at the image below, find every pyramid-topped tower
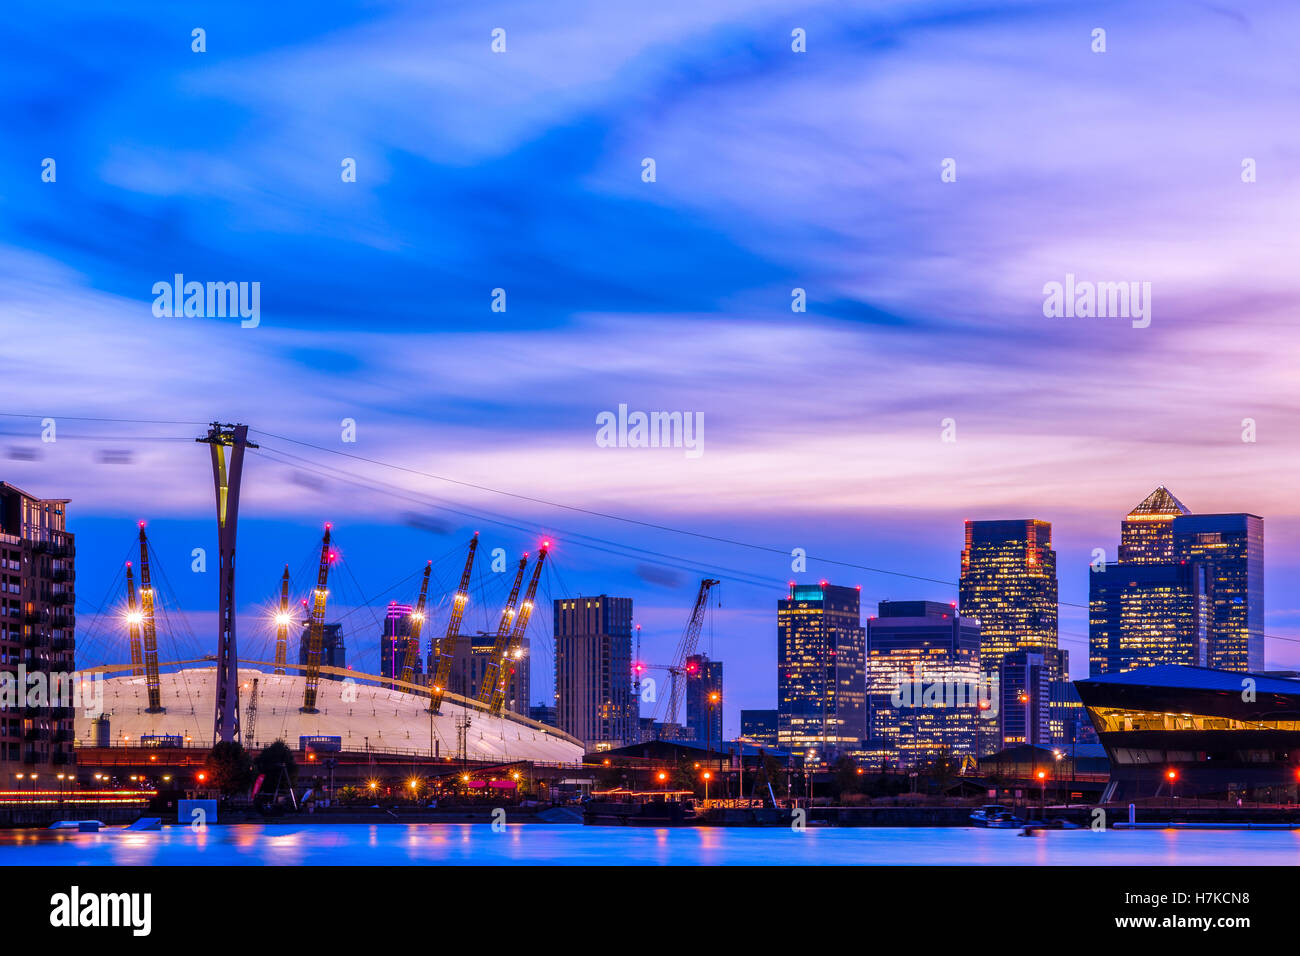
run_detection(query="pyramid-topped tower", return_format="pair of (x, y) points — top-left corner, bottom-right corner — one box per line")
(1120, 486), (1190, 562)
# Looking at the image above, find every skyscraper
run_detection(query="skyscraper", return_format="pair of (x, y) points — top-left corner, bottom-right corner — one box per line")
(777, 583), (866, 760)
(554, 595), (637, 750)
(684, 653), (722, 747)
(298, 622), (346, 679)
(1118, 486), (1190, 563)
(959, 519), (1059, 678)
(866, 600), (984, 767)
(1174, 513), (1263, 672)
(1089, 562), (1209, 674)
(0, 483), (76, 778)
(379, 602), (422, 688)
(1090, 488), (1263, 675)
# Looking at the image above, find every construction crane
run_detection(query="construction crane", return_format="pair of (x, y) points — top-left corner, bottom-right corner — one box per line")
(427, 534), (479, 713)
(123, 561), (144, 677)
(137, 524), (165, 713)
(399, 563), (434, 685)
(635, 659), (706, 733)
(273, 566), (290, 675)
(467, 555), (526, 708)
(300, 524), (334, 713)
(658, 578), (719, 732)
(245, 677), (259, 746)
(486, 543), (548, 715)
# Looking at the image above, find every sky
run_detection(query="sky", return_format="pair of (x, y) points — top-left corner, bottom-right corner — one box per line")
(2, 0), (1299, 738)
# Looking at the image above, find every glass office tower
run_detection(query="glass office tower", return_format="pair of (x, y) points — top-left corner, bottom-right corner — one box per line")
(1089, 562), (1210, 674)
(777, 583), (866, 760)
(959, 519), (1059, 679)
(1173, 513), (1264, 672)
(866, 600), (984, 767)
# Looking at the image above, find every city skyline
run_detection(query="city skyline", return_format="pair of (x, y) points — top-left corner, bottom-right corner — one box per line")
(2, 461), (1283, 741)
(4, 0), (1300, 742)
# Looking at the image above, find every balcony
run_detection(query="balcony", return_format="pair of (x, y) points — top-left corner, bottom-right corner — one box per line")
(52, 751), (72, 766)
(23, 728), (47, 742)
(50, 591), (71, 606)
(21, 749), (39, 764)
(52, 568), (72, 583)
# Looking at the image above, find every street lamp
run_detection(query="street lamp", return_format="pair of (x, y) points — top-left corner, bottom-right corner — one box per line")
(702, 770), (712, 804)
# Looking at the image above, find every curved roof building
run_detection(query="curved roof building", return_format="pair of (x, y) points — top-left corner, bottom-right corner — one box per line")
(76, 666), (583, 765)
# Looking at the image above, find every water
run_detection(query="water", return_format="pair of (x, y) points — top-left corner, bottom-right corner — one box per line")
(3, 824), (1300, 865)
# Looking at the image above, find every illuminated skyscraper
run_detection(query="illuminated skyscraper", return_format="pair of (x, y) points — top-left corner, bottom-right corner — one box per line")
(866, 600), (985, 767)
(958, 519), (1059, 678)
(554, 595), (637, 750)
(777, 583), (866, 760)
(1173, 513), (1263, 672)
(379, 602), (421, 688)
(1118, 486), (1190, 563)
(1090, 488), (1263, 674)
(683, 653), (723, 747)
(1089, 562), (1209, 675)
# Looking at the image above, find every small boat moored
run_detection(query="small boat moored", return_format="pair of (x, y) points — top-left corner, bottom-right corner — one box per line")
(969, 805), (1023, 829)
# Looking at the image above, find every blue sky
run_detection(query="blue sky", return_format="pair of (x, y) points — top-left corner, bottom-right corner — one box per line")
(3, 0), (1300, 736)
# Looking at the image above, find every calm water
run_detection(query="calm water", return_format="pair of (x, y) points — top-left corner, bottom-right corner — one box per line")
(2, 824), (1300, 865)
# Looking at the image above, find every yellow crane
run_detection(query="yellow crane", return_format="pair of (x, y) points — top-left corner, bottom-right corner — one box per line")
(300, 524), (334, 713)
(481, 543), (548, 714)
(123, 561), (144, 677)
(427, 535), (479, 713)
(273, 565), (290, 675)
(137, 524), (165, 713)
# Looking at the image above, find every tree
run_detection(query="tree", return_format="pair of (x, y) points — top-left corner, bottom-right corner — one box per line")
(204, 741), (253, 796)
(254, 739), (298, 790)
(833, 754), (860, 798)
(922, 747), (959, 795)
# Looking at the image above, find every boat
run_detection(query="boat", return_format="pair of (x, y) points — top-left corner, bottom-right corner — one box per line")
(582, 789), (701, 826)
(969, 805), (1023, 828)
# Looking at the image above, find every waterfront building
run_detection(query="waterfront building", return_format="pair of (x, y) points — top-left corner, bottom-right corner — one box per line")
(1077, 665), (1300, 802)
(298, 622), (346, 679)
(554, 595), (637, 750)
(866, 600), (984, 767)
(1089, 561), (1209, 675)
(777, 583), (866, 760)
(1090, 488), (1262, 674)
(1173, 513), (1263, 672)
(379, 602), (422, 688)
(684, 653), (723, 747)
(740, 709), (779, 750)
(1049, 679), (1099, 745)
(998, 649), (1062, 749)
(0, 483), (76, 779)
(958, 519), (1059, 680)
(424, 631), (529, 717)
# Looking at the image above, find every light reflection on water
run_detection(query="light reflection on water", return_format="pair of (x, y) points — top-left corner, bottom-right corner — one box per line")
(0, 825), (1298, 866)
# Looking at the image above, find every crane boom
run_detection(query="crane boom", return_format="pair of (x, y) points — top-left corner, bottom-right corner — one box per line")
(137, 525), (165, 713)
(663, 578), (719, 727)
(124, 562), (144, 677)
(428, 535), (480, 714)
(399, 563), (433, 685)
(273, 565), (290, 675)
(487, 545), (548, 714)
(300, 525), (334, 713)
(469, 556), (526, 706)
(245, 677), (259, 746)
